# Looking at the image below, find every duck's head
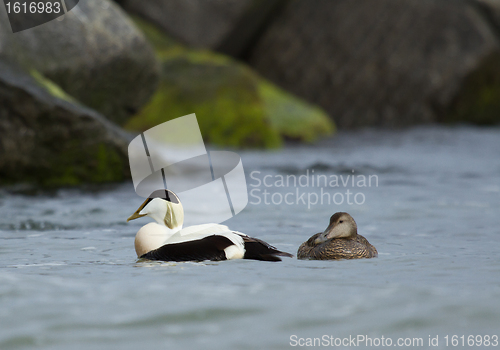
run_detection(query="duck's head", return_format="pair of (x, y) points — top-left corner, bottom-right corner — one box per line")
(314, 212), (357, 244)
(127, 189), (184, 231)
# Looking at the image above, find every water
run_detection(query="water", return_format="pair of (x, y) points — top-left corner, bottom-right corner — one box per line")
(1, 126), (499, 350)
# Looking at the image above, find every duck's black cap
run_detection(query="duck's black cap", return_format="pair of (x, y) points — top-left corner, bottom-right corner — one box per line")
(148, 189), (180, 204)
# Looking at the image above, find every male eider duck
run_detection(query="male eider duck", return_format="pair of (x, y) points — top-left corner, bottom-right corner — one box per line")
(127, 190), (293, 262)
(297, 212), (377, 260)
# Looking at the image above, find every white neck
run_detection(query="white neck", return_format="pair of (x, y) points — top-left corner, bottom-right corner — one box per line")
(139, 198), (185, 231)
(132, 195), (186, 257)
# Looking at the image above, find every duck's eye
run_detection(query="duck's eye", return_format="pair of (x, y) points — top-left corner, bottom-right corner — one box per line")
(339, 220), (344, 223)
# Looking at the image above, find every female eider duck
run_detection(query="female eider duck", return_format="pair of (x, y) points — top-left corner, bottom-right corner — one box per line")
(297, 212), (377, 260)
(127, 190), (293, 262)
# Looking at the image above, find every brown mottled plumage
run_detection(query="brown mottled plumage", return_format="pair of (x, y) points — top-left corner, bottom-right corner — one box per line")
(297, 212), (377, 260)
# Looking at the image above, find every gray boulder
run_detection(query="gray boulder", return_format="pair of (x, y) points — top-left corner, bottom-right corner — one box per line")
(120, 0), (285, 56)
(248, 0), (500, 127)
(476, 0), (500, 28)
(0, 0), (159, 125)
(0, 61), (131, 187)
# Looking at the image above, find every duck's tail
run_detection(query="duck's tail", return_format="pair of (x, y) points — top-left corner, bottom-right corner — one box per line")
(241, 236), (294, 262)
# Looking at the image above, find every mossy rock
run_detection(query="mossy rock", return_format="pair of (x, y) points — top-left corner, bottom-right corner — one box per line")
(125, 52), (280, 148)
(30, 69), (78, 104)
(259, 80), (335, 142)
(0, 0), (159, 125)
(126, 18), (334, 148)
(0, 61), (131, 187)
(444, 52), (500, 125)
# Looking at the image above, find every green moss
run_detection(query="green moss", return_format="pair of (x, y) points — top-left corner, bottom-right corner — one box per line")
(132, 16), (182, 54)
(30, 69), (78, 104)
(259, 80), (334, 142)
(126, 56), (281, 148)
(36, 143), (126, 187)
(445, 52), (500, 125)
(128, 17), (335, 148)
(91, 144), (126, 183)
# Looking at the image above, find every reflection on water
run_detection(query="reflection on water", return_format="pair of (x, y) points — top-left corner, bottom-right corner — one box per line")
(1, 126), (499, 349)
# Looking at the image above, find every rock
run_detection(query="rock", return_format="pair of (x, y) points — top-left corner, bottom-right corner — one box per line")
(0, 61), (131, 187)
(443, 51), (500, 124)
(450, 1), (500, 124)
(0, 0), (159, 125)
(475, 0), (500, 29)
(125, 18), (334, 148)
(248, 0), (500, 128)
(119, 0), (285, 56)
(259, 80), (335, 142)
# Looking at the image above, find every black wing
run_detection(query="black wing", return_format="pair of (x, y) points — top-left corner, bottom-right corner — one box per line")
(140, 235), (234, 262)
(240, 235), (294, 262)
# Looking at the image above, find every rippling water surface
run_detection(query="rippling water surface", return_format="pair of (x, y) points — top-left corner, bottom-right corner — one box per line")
(1, 126), (499, 349)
